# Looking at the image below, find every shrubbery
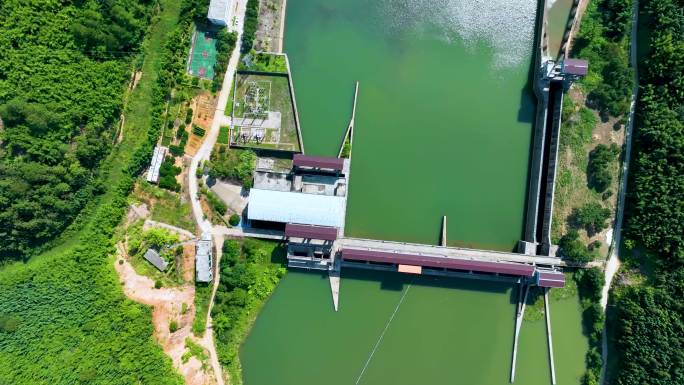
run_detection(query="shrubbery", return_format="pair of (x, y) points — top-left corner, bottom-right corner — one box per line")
(202, 188), (227, 216)
(229, 214), (241, 226)
(588, 143), (620, 192)
(573, 0), (634, 118)
(211, 239), (286, 383)
(158, 157), (182, 192)
(241, 0), (259, 53)
(192, 124), (206, 137)
(558, 230), (594, 263)
(212, 30), (238, 92)
(573, 202), (611, 235)
(208, 147), (256, 188)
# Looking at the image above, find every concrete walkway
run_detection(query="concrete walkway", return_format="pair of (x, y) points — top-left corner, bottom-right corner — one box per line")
(189, 0), (247, 236)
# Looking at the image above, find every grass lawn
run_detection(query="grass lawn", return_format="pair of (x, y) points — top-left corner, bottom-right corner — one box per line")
(238, 52), (288, 73)
(192, 283), (213, 336)
(134, 182), (196, 232)
(218, 126), (230, 144)
(551, 95), (621, 256)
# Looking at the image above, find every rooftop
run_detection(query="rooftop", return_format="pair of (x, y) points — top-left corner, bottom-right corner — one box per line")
(341, 248), (537, 277)
(536, 271), (565, 288)
(143, 248), (168, 272)
(247, 188), (346, 228)
(562, 58), (589, 76)
(207, 0), (231, 22)
(285, 223), (338, 241)
(293, 154), (345, 171)
(146, 146), (167, 183)
(196, 234), (213, 283)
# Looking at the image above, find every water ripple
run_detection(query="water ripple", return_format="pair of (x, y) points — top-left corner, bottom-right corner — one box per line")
(378, 0), (537, 68)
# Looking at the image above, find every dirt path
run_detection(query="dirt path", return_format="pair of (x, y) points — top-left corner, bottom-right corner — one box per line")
(144, 218), (197, 240)
(115, 248), (218, 385)
(204, 233), (226, 385)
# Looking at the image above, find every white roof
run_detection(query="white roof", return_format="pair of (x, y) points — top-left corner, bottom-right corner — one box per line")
(196, 235), (213, 283)
(146, 146), (167, 183)
(247, 189), (346, 228)
(207, 0), (231, 23)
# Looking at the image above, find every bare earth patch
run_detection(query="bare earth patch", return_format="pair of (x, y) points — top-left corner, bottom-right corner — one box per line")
(115, 250), (218, 385)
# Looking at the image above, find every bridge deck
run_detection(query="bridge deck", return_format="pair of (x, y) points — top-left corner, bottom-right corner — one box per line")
(338, 238), (562, 267)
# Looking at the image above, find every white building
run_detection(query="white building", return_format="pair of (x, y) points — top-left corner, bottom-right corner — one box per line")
(195, 232), (214, 283)
(146, 145), (167, 184)
(207, 0), (234, 26)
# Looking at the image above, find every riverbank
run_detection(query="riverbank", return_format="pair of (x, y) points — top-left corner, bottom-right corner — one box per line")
(210, 238), (287, 385)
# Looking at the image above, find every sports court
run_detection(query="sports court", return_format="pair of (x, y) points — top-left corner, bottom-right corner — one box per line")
(188, 28), (218, 79)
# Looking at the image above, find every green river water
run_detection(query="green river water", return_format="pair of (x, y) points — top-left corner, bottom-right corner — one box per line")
(240, 1), (589, 384)
(241, 271), (588, 385)
(285, 0), (538, 249)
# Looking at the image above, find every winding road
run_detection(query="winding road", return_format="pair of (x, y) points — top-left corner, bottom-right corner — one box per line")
(187, 1), (248, 383)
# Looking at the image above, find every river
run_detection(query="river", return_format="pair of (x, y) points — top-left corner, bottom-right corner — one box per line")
(241, 271), (588, 385)
(285, 0), (538, 250)
(240, 0), (588, 383)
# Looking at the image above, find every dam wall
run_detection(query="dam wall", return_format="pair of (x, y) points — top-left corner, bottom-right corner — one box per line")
(524, 0), (582, 255)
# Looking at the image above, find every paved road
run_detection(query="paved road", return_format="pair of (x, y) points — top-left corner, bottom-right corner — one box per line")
(600, 0), (639, 382)
(187, 1), (248, 384)
(189, 0), (247, 236)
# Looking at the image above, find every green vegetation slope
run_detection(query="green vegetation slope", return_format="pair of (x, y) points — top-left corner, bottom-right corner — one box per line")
(0, 0), (209, 382)
(609, 0), (684, 383)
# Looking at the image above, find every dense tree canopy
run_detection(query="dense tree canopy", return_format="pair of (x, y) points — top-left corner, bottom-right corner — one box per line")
(626, 0), (684, 261)
(611, 0), (684, 384)
(573, 0), (634, 117)
(0, 0), (153, 260)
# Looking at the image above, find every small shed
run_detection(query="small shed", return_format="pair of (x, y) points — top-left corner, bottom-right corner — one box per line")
(146, 146), (167, 184)
(144, 248), (168, 272)
(196, 233), (214, 283)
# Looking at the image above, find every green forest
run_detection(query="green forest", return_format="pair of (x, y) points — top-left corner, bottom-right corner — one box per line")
(0, 0), (207, 382)
(212, 238), (286, 385)
(0, 0), (156, 260)
(609, 0), (684, 383)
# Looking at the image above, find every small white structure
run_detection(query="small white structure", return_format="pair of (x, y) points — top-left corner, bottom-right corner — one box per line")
(207, 0), (234, 26)
(195, 232), (213, 283)
(146, 145), (167, 184)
